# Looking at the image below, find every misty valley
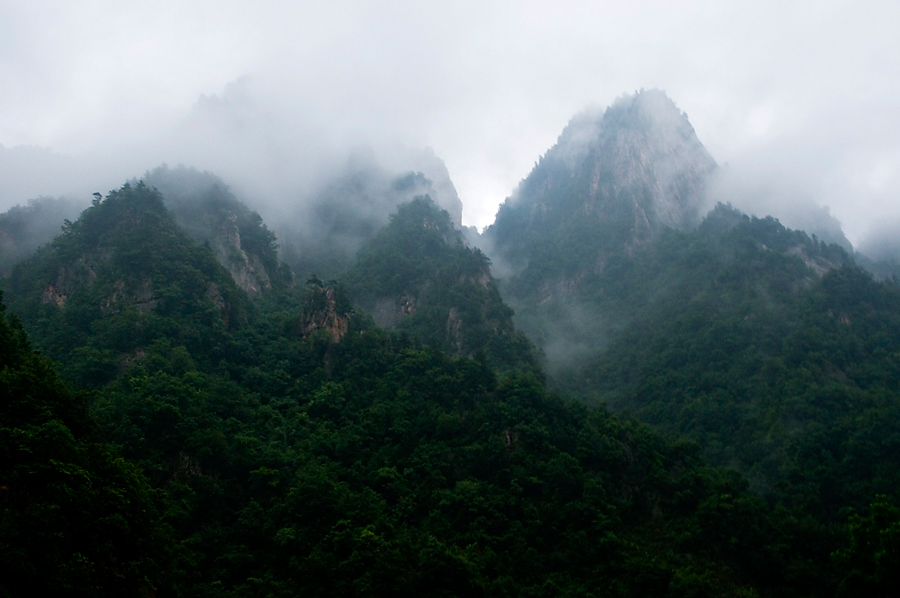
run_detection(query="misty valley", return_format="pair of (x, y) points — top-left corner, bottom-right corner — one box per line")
(3, 90), (900, 597)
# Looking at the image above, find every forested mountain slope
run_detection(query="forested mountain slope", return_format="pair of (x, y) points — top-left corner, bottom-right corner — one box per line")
(1, 182), (250, 387)
(484, 89), (715, 296)
(476, 90), (900, 527)
(343, 197), (538, 373)
(0, 178), (842, 596)
(276, 150), (464, 281)
(0, 165), (290, 296)
(0, 295), (171, 596)
(139, 165), (293, 296)
(566, 212), (900, 520)
(457, 89), (900, 596)
(0, 196), (90, 278)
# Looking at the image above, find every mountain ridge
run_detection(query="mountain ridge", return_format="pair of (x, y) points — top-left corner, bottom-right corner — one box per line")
(486, 89), (716, 283)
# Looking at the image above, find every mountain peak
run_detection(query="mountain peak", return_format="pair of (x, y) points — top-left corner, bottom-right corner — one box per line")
(486, 90), (716, 277)
(555, 89), (696, 158)
(544, 89), (714, 230)
(609, 88), (694, 131)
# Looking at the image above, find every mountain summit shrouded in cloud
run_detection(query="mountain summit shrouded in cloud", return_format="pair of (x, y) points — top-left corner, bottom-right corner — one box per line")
(4, 81), (900, 595)
(4, 2), (900, 242)
(485, 89), (716, 279)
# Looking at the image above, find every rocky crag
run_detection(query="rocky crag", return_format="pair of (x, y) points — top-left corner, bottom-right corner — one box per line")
(485, 89), (716, 298)
(139, 164), (293, 297)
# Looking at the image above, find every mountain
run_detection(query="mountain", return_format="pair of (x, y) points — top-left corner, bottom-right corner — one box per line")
(3, 92), (900, 595)
(0, 165), (293, 296)
(485, 89), (716, 298)
(550, 205), (900, 517)
(474, 90), (722, 376)
(275, 149), (464, 281)
(0, 294), (171, 596)
(138, 165), (293, 296)
(343, 196), (538, 373)
(478, 91), (900, 534)
(1, 177), (835, 597)
(2, 181), (250, 386)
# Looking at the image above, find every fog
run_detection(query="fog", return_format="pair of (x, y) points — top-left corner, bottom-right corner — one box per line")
(2, 1), (899, 252)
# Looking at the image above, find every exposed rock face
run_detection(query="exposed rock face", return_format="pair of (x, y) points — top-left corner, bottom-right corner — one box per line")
(785, 244), (839, 277)
(568, 89), (716, 234)
(487, 89), (717, 275)
(140, 165), (292, 297)
(206, 283), (228, 324)
(211, 214), (272, 297)
(40, 250), (108, 307)
(14, 182), (249, 347)
(371, 294), (417, 330)
(38, 247), (163, 315)
(445, 307), (463, 355)
(300, 284), (350, 342)
(100, 278), (157, 314)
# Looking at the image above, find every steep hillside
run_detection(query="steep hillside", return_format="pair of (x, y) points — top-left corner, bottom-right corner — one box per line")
(474, 90), (900, 542)
(140, 165), (293, 296)
(2, 181), (250, 386)
(547, 205), (900, 519)
(343, 197), (538, 373)
(0, 296), (172, 596)
(90, 314), (822, 597)
(478, 90), (900, 533)
(485, 89), (716, 298)
(0, 186), (837, 595)
(0, 165), (292, 296)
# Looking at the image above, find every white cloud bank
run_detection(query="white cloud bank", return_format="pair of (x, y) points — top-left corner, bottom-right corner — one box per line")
(1, 0), (899, 245)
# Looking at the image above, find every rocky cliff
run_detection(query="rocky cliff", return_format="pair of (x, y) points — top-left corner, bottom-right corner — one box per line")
(139, 165), (292, 297)
(486, 89), (716, 284)
(299, 280), (351, 342)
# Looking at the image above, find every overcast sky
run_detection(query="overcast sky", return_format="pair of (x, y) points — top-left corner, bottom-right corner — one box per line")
(1, 0), (899, 244)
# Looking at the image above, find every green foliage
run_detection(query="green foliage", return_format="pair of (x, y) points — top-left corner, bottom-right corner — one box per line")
(86, 319), (790, 596)
(2, 181), (250, 385)
(140, 165), (293, 292)
(567, 215), (900, 523)
(485, 195), (900, 593)
(0, 180), (803, 594)
(345, 196), (538, 374)
(0, 294), (172, 597)
(6, 170), (896, 597)
(833, 495), (900, 597)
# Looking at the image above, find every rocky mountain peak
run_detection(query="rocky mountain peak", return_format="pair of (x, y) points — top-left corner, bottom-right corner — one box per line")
(546, 89), (714, 228)
(486, 90), (717, 277)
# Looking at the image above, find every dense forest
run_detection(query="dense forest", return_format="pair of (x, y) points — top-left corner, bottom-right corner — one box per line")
(2, 91), (900, 596)
(343, 197), (537, 374)
(0, 183), (804, 596)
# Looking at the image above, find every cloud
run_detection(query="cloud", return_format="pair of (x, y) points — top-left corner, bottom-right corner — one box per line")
(0, 0), (898, 240)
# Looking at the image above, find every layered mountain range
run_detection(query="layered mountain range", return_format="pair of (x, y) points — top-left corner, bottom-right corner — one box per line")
(2, 90), (899, 596)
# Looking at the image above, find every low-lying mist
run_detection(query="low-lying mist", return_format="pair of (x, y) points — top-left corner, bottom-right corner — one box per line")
(0, 75), (469, 282)
(703, 164), (853, 251)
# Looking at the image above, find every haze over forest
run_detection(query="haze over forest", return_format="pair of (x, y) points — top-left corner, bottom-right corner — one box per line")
(2, 1), (900, 253)
(6, 3), (900, 596)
